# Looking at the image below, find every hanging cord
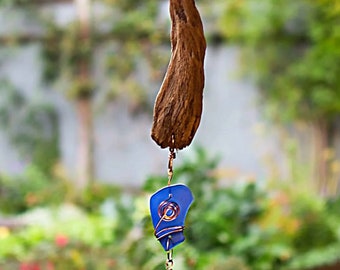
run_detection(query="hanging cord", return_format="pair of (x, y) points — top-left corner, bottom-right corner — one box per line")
(168, 148), (176, 186)
(168, 135), (176, 186)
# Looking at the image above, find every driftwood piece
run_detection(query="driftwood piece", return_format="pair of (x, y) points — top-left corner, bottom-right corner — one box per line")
(151, 0), (206, 150)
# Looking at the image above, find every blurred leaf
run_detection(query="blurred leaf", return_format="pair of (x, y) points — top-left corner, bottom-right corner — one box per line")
(218, 0), (340, 123)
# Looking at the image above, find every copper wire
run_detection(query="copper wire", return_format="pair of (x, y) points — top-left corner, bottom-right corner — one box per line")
(168, 135), (176, 186)
(155, 226), (185, 241)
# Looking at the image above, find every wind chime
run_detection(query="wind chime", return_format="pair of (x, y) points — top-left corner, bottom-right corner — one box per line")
(149, 0), (206, 269)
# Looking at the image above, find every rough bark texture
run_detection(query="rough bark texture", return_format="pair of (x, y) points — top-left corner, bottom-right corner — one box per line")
(151, 0), (206, 150)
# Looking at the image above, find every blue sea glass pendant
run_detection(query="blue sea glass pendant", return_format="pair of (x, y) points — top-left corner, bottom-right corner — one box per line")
(150, 184), (194, 251)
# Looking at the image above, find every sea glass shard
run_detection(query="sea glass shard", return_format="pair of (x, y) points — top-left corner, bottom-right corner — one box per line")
(150, 184), (194, 251)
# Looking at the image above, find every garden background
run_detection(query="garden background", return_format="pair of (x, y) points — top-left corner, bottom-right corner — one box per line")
(0, 0), (340, 269)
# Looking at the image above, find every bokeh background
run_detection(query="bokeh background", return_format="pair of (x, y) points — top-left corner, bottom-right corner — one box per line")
(0, 0), (340, 269)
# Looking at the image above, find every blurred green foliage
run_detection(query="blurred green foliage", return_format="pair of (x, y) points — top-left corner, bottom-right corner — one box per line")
(0, 209), (117, 269)
(219, 0), (340, 123)
(38, 0), (169, 111)
(0, 0), (170, 109)
(0, 165), (68, 214)
(217, 0), (340, 197)
(1, 1), (340, 269)
(1, 148), (340, 269)
(0, 165), (122, 215)
(0, 80), (59, 173)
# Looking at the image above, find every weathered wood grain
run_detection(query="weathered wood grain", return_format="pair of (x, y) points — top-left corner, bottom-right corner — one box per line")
(151, 0), (206, 150)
